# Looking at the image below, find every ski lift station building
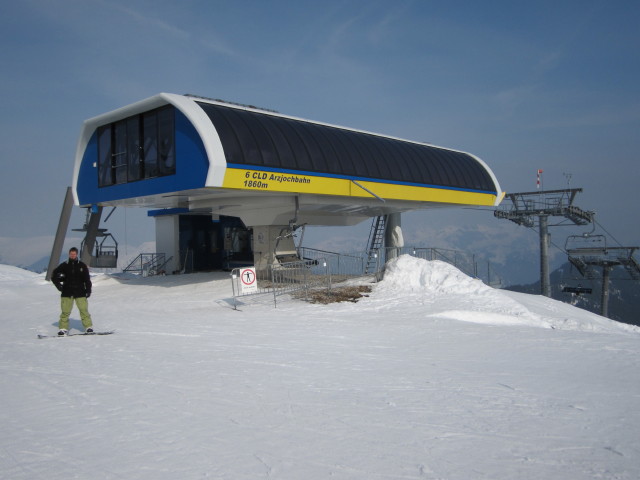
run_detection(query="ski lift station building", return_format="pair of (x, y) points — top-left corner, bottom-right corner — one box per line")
(71, 93), (504, 273)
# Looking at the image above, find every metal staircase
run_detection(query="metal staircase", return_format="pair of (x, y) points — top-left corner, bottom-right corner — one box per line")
(364, 215), (386, 274)
(123, 253), (172, 276)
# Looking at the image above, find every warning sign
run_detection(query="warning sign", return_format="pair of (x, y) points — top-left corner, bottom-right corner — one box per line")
(239, 267), (257, 294)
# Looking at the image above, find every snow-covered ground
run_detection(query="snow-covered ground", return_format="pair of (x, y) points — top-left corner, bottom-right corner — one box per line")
(1, 256), (639, 479)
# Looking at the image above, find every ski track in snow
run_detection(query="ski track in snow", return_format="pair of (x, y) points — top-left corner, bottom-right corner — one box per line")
(1, 257), (639, 479)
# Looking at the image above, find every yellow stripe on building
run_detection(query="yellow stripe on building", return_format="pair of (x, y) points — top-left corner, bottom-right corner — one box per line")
(222, 168), (497, 206)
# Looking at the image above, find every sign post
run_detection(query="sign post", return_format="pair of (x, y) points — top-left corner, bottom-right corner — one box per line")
(239, 267), (257, 294)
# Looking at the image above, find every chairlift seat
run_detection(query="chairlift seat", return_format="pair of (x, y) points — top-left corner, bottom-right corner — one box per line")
(91, 251), (118, 268)
(275, 252), (318, 268)
(562, 286), (592, 295)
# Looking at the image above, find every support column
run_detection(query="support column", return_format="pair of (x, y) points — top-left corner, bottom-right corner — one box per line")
(81, 206), (104, 266)
(46, 187), (74, 281)
(155, 215), (180, 274)
(539, 215), (551, 297)
(384, 213), (404, 262)
(601, 265), (611, 318)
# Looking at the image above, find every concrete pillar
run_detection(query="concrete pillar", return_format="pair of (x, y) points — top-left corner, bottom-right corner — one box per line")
(384, 213), (404, 262)
(155, 215), (180, 274)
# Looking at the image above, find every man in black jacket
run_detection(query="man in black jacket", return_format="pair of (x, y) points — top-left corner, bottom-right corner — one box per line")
(52, 247), (94, 336)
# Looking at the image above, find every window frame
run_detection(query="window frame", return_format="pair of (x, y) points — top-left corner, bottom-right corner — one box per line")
(97, 106), (176, 188)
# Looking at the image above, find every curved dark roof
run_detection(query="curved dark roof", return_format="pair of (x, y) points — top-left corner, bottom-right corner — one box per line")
(196, 101), (496, 193)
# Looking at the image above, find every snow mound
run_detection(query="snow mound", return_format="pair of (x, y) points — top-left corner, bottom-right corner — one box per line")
(383, 255), (492, 295)
(379, 255), (639, 334)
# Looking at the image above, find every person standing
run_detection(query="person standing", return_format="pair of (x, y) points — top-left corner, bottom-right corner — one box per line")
(52, 247), (94, 336)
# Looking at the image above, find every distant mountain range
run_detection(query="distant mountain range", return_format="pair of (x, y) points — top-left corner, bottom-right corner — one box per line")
(506, 262), (640, 327)
(7, 241), (157, 275)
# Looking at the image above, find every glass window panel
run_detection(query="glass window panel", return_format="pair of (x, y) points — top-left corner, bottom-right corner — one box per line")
(97, 125), (113, 187)
(127, 116), (141, 182)
(113, 120), (128, 184)
(158, 107), (175, 176)
(143, 111), (159, 178)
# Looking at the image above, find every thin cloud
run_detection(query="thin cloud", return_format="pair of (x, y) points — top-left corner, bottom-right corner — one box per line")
(532, 102), (640, 129)
(95, 0), (190, 40)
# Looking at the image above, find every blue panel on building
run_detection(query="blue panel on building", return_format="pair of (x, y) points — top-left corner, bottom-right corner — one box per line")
(76, 109), (209, 205)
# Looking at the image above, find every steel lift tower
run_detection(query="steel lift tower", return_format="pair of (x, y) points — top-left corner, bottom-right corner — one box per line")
(494, 188), (593, 297)
(565, 234), (640, 318)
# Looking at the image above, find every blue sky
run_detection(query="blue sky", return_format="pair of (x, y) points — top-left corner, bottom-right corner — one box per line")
(1, 0), (639, 263)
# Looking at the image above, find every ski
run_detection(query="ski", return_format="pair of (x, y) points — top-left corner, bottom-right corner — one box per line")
(37, 331), (115, 339)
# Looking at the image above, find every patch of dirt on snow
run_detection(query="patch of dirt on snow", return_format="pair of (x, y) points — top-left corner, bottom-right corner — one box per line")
(298, 285), (372, 304)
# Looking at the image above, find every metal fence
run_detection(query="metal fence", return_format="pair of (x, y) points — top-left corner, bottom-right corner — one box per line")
(298, 248), (369, 280)
(298, 246), (488, 281)
(230, 247), (502, 308)
(382, 247), (478, 278)
(230, 257), (331, 308)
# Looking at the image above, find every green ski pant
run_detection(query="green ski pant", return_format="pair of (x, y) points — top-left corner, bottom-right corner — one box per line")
(59, 296), (93, 330)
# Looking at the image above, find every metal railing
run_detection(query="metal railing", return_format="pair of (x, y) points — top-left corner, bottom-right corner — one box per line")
(385, 247), (478, 278)
(123, 253), (170, 276)
(230, 258), (330, 309)
(299, 246), (501, 286)
(297, 248), (368, 279)
(230, 247), (503, 308)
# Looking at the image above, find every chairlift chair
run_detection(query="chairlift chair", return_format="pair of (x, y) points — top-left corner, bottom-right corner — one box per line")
(273, 224), (317, 267)
(85, 232), (119, 268)
(564, 233), (607, 256)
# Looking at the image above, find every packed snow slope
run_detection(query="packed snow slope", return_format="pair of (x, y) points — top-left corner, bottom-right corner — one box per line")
(1, 256), (639, 479)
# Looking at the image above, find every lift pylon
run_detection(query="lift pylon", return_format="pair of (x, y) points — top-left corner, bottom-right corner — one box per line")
(494, 188), (593, 297)
(566, 236), (639, 318)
